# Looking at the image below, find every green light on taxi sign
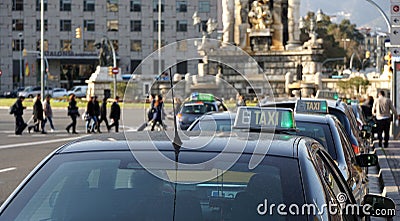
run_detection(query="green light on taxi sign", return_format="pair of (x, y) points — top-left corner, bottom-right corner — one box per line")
(234, 107), (295, 130)
(190, 93), (215, 102)
(295, 100), (328, 114)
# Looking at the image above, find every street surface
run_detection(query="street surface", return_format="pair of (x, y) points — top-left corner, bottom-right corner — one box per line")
(0, 106), (173, 203)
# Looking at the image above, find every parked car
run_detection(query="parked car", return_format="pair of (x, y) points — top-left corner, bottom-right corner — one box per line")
(67, 85), (88, 98)
(0, 108), (394, 220)
(3, 87), (24, 98)
(51, 88), (68, 98)
(18, 86), (53, 98)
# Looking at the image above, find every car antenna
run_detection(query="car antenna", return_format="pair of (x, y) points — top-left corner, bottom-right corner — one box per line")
(169, 67), (182, 158)
(169, 67), (182, 221)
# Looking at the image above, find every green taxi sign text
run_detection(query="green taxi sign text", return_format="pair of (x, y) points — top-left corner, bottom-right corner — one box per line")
(295, 100), (328, 114)
(234, 107), (295, 130)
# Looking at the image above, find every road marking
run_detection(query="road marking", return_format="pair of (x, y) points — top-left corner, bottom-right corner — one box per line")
(0, 136), (89, 150)
(0, 167), (16, 173)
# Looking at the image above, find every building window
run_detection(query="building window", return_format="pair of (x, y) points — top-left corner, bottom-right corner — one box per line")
(153, 40), (166, 50)
(84, 20), (95, 31)
(198, 1), (210, 13)
(153, 0), (164, 12)
(60, 0), (71, 11)
(176, 1), (187, 12)
(176, 20), (187, 32)
(36, 0), (48, 11)
(61, 40), (72, 51)
(177, 60), (188, 74)
(131, 59), (142, 73)
(130, 0), (141, 12)
(36, 20), (48, 31)
(12, 39), (24, 51)
(12, 19), (24, 31)
(84, 40), (95, 51)
(131, 40), (142, 52)
(36, 39), (49, 51)
(12, 0), (23, 11)
(107, 0), (118, 12)
(153, 20), (164, 32)
(130, 20), (141, 32)
(60, 20), (72, 31)
(199, 20), (207, 32)
(107, 20), (119, 32)
(84, 0), (95, 11)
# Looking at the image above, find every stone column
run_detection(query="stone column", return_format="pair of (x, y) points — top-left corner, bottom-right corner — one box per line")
(286, 0), (301, 50)
(270, 0), (284, 50)
(222, 0), (235, 45)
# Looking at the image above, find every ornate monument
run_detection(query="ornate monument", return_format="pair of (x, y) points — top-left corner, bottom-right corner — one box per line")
(95, 38), (113, 67)
(248, 0), (274, 51)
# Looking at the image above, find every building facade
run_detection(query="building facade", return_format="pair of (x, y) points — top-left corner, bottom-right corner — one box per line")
(0, 0), (219, 93)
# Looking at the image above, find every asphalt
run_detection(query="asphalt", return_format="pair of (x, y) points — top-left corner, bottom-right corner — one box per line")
(368, 140), (400, 220)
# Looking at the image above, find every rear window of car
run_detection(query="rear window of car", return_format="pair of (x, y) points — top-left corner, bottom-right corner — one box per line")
(191, 119), (233, 132)
(2, 151), (304, 221)
(182, 103), (216, 114)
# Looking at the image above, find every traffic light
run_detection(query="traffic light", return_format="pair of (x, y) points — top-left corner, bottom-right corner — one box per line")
(108, 66), (112, 75)
(23, 48), (27, 57)
(75, 27), (81, 39)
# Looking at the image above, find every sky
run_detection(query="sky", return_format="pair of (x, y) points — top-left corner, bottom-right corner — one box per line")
(300, 0), (391, 33)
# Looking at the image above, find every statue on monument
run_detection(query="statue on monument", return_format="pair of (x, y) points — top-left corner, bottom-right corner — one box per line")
(248, 0), (273, 30)
(95, 38), (112, 67)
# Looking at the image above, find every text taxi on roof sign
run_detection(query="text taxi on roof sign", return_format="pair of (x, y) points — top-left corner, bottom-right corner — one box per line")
(295, 99), (328, 114)
(233, 107), (296, 132)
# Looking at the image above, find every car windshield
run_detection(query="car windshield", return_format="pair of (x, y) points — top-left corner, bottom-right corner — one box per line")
(1, 151), (304, 221)
(182, 103), (216, 114)
(296, 121), (337, 160)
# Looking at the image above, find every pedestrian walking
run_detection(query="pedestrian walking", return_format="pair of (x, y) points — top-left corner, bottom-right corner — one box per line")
(97, 97), (109, 133)
(93, 96), (101, 132)
(42, 94), (55, 132)
(66, 94), (79, 134)
(11, 96), (27, 135)
(236, 94), (246, 108)
(149, 95), (164, 131)
(85, 96), (97, 133)
(372, 90), (400, 148)
(28, 94), (46, 134)
(108, 96), (121, 132)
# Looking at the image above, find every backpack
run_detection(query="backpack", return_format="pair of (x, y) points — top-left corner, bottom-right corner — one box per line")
(9, 103), (17, 115)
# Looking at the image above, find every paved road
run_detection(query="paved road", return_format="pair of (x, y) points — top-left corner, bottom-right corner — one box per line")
(0, 106), (174, 203)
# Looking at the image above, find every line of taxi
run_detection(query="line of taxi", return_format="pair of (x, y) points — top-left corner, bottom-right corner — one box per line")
(0, 103), (395, 220)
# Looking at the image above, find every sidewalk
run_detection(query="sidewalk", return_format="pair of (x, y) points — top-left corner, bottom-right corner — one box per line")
(369, 140), (400, 220)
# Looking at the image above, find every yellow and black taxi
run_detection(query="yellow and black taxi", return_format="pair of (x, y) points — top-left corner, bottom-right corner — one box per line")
(293, 99), (372, 203)
(177, 93), (228, 130)
(0, 107), (395, 220)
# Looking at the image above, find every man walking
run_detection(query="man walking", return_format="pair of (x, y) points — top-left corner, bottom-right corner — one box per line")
(12, 96), (27, 135)
(85, 96), (96, 133)
(372, 91), (399, 148)
(28, 94), (46, 134)
(108, 96), (121, 132)
(97, 97), (109, 132)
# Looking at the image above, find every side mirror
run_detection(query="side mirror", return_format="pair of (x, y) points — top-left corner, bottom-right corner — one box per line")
(356, 154), (378, 167)
(362, 194), (396, 218)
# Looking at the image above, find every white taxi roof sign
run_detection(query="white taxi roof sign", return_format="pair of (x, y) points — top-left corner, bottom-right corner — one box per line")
(295, 99), (328, 114)
(233, 107), (295, 130)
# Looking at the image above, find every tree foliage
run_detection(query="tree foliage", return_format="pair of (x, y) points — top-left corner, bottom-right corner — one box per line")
(300, 11), (365, 70)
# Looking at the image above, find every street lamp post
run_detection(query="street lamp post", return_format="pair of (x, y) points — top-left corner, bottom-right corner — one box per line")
(18, 33), (23, 88)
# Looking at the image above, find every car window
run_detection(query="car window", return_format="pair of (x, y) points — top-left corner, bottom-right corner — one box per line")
(2, 152), (305, 221)
(296, 122), (336, 160)
(191, 119), (233, 132)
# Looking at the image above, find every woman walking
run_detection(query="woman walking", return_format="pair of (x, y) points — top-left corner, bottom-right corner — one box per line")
(43, 95), (55, 132)
(66, 94), (79, 134)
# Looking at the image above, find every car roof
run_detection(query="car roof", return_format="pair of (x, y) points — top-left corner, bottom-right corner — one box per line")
(294, 113), (333, 124)
(200, 111), (236, 120)
(57, 131), (312, 159)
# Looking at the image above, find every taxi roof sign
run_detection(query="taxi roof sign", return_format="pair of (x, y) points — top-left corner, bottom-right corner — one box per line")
(190, 92), (215, 102)
(234, 107), (295, 131)
(295, 99), (328, 114)
(315, 90), (339, 100)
